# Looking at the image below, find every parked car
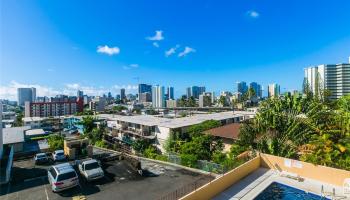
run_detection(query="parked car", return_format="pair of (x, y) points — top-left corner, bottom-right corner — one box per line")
(34, 153), (50, 165)
(52, 150), (66, 161)
(76, 159), (104, 181)
(48, 163), (79, 192)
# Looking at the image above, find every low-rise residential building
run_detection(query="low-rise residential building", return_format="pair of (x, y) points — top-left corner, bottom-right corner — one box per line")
(100, 111), (250, 152)
(199, 93), (212, 107)
(166, 99), (178, 108)
(3, 126), (30, 153)
(206, 123), (240, 152)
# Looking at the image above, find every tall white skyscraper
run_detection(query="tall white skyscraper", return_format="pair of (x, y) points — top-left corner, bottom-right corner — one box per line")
(152, 85), (165, 108)
(304, 61), (350, 99)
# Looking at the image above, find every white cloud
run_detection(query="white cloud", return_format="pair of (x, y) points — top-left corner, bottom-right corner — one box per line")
(122, 64), (139, 70)
(178, 46), (196, 57)
(152, 42), (159, 48)
(113, 85), (138, 91)
(146, 30), (164, 41)
(0, 81), (61, 100)
(247, 10), (260, 18)
(165, 45), (180, 57)
(97, 45), (120, 56)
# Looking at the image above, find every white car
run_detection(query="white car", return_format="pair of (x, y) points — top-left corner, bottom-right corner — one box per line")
(52, 150), (66, 161)
(77, 159), (104, 181)
(48, 163), (79, 192)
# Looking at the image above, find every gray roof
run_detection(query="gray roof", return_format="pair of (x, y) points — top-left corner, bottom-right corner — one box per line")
(99, 111), (247, 129)
(3, 126), (30, 144)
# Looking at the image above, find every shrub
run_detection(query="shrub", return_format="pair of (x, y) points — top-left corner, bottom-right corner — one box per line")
(47, 134), (64, 151)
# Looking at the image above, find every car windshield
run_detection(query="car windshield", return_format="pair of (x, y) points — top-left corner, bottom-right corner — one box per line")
(57, 171), (76, 181)
(37, 154), (46, 158)
(85, 162), (100, 170)
(56, 152), (64, 156)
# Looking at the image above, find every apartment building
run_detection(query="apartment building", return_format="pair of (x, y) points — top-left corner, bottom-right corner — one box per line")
(100, 111), (251, 152)
(25, 98), (83, 117)
(304, 60), (350, 99)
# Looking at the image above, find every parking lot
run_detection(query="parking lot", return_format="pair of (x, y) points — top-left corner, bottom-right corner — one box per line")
(0, 157), (214, 200)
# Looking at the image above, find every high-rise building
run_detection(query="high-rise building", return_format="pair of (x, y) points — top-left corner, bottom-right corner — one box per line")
(138, 84), (152, 101)
(304, 61), (350, 99)
(77, 90), (84, 98)
(167, 86), (174, 100)
(186, 86), (205, 99)
(268, 83), (280, 98)
(120, 88), (126, 102)
(17, 87), (36, 106)
(152, 85), (165, 108)
(249, 82), (262, 98)
(186, 87), (192, 98)
(139, 92), (152, 103)
(237, 81), (248, 95)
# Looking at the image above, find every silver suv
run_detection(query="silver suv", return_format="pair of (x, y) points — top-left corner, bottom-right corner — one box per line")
(47, 163), (79, 192)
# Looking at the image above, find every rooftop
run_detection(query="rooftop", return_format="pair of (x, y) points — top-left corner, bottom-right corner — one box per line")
(206, 123), (240, 140)
(3, 126), (30, 144)
(99, 111), (248, 129)
(180, 154), (350, 200)
(25, 129), (47, 137)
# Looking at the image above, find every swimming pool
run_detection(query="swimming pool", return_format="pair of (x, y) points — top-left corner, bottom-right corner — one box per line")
(254, 182), (329, 200)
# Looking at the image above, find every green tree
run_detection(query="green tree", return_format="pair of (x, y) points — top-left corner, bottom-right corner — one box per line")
(81, 116), (95, 134)
(47, 134), (64, 151)
(132, 139), (152, 154)
(218, 96), (227, 107)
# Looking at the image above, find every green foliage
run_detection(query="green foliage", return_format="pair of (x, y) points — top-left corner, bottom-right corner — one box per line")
(143, 146), (158, 159)
(180, 134), (223, 160)
(178, 96), (197, 107)
(95, 140), (108, 148)
(14, 112), (23, 127)
(113, 105), (127, 112)
(132, 139), (152, 154)
(81, 116), (95, 134)
(180, 154), (198, 168)
(218, 96), (228, 107)
(47, 134), (64, 151)
(238, 93), (350, 171)
(187, 120), (221, 137)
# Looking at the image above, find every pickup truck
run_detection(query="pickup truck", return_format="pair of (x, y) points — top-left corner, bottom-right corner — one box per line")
(76, 159), (104, 181)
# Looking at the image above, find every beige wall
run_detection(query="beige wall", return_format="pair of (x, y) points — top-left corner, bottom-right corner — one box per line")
(260, 153), (350, 186)
(180, 156), (260, 200)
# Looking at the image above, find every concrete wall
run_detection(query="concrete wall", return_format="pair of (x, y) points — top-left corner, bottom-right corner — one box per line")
(260, 153), (350, 186)
(180, 156), (260, 200)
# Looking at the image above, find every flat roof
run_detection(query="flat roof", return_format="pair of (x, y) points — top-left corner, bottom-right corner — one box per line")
(99, 111), (246, 129)
(3, 126), (30, 144)
(25, 129), (47, 136)
(23, 117), (44, 122)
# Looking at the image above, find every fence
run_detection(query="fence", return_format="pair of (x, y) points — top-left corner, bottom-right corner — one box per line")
(166, 152), (225, 174)
(157, 175), (213, 200)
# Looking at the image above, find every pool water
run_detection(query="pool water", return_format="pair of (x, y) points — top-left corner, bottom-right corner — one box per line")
(254, 182), (329, 200)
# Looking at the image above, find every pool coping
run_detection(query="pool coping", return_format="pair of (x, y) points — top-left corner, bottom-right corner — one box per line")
(213, 168), (349, 200)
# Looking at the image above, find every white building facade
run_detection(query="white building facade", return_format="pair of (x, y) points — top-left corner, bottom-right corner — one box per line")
(304, 62), (350, 99)
(152, 85), (165, 108)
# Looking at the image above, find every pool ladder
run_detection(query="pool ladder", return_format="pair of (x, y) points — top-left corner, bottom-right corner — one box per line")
(321, 185), (336, 200)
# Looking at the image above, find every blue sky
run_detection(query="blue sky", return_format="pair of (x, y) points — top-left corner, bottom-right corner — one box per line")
(1, 0), (350, 100)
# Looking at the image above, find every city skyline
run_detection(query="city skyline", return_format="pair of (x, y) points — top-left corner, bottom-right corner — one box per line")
(1, 1), (350, 100)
